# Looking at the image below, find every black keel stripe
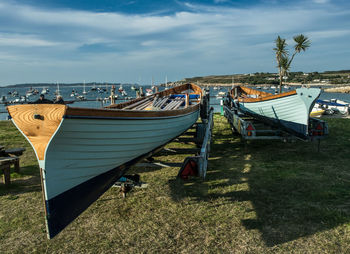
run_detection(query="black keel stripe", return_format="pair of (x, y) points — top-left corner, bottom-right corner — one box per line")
(45, 143), (166, 239)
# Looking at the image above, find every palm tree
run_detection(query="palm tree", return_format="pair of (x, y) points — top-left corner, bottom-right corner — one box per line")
(273, 36), (288, 93)
(273, 34), (311, 93)
(280, 55), (291, 85)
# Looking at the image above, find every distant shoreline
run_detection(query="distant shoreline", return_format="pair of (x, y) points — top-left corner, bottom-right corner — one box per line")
(195, 82), (349, 87)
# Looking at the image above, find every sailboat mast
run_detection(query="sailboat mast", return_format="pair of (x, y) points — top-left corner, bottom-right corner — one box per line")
(56, 81), (60, 96)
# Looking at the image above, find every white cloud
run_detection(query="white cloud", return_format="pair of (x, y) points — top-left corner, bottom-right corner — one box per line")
(308, 29), (350, 39)
(312, 0), (330, 3)
(0, 33), (59, 47)
(214, 0), (229, 3)
(0, 0), (349, 84)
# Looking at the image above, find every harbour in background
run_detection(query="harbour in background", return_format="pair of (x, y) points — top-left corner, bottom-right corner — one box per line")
(1, 85), (350, 120)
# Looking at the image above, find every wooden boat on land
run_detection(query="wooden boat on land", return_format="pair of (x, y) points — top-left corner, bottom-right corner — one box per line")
(7, 83), (202, 239)
(229, 86), (321, 139)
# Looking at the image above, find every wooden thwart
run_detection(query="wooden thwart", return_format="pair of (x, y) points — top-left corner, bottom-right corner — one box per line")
(121, 94), (187, 111)
(123, 97), (151, 110)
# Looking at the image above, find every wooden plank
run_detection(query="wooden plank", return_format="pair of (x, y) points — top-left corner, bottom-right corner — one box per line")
(133, 100), (153, 110)
(156, 97), (170, 109)
(123, 97), (151, 109)
(171, 100), (185, 110)
(136, 101), (153, 110)
(4, 148), (25, 156)
(66, 104), (200, 118)
(163, 99), (181, 110)
(152, 95), (159, 106)
(154, 97), (166, 108)
(106, 83), (202, 110)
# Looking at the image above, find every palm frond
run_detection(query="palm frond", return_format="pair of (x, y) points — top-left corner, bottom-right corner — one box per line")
(273, 36), (288, 57)
(293, 34), (311, 53)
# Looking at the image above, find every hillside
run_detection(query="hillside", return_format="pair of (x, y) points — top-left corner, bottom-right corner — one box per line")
(182, 70), (350, 86)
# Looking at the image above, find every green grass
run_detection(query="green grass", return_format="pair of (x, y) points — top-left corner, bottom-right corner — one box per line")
(1, 116), (350, 253)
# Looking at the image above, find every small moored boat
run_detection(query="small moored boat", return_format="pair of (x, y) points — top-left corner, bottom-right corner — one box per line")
(7, 83), (203, 239)
(316, 99), (349, 115)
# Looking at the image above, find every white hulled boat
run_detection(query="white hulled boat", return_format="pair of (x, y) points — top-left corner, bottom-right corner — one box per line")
(7, 83), (202, 239)
(229, 86), (321, 139)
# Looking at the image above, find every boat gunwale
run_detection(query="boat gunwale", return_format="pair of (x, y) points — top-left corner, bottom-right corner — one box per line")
(64, 105), (200, 119)
(64, 83), (202, 118)
(106, 83), (202, 109)
(230, 86), (297, 103)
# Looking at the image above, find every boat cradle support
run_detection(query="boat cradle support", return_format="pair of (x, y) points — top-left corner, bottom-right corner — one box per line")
(177, 107), (214, 179)
(113, 174), (148, 198)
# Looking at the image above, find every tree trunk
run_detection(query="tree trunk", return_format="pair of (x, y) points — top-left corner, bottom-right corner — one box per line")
(279, 66), (283, 94)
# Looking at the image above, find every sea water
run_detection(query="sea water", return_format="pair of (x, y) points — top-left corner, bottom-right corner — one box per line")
(0, 84), (155, 120)
(1, 85), (350, 121)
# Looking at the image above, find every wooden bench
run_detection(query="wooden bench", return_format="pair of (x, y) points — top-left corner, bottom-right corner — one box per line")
(3, 148), (26, 157)
(0, 146), (25, 185)
(0, 157), (19, 185)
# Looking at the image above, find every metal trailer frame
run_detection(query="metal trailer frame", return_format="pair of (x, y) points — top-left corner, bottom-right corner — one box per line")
(177, 87), (214, 179)
(177, 107), (214, 179)
(223, 97), (328, 142)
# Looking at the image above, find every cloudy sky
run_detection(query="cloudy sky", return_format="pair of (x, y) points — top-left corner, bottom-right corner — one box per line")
(0, 0), (349, 85)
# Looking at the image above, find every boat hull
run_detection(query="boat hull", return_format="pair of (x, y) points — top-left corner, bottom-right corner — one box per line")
(237, 88), (320, 139)
(7, 83), (203, 239)
(39, 110), (199, 238)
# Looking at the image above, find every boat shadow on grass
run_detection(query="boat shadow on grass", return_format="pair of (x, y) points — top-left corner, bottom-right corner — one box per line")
(168, 117), (350, 247)
(0, 164), (41, 196)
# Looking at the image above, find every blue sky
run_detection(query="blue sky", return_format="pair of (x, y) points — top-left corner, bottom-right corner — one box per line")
(0, 0), (349, 85)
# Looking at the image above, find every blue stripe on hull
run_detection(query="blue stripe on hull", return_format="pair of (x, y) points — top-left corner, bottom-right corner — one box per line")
(45, 143), (166, 239)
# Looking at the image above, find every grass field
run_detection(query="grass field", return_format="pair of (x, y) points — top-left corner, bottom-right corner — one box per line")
(1, 115), (350, 253)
